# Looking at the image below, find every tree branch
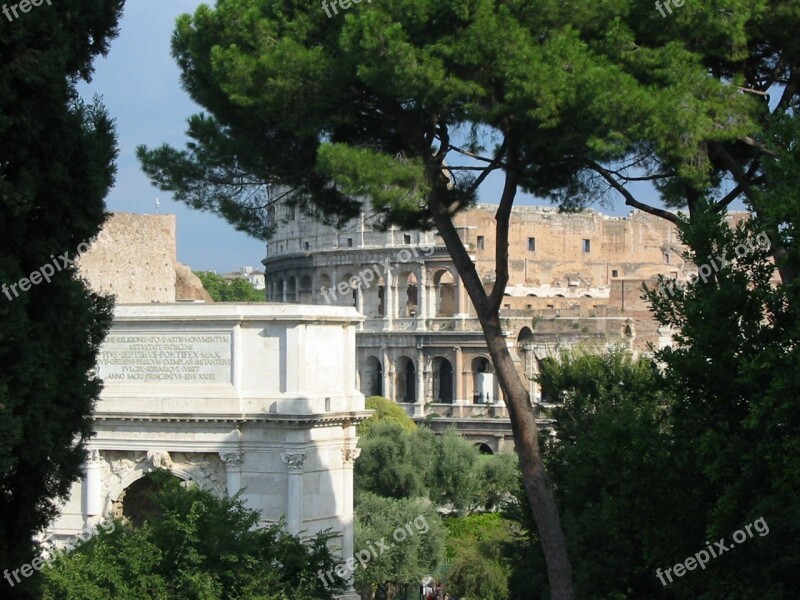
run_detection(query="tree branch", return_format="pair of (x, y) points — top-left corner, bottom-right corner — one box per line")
(585, 160), (680, 225)
(449, 144), (509, 167)
(464, 140), (508, 197)
(487, 136), (519, 314)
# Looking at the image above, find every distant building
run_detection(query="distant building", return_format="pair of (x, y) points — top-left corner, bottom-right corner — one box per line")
(261, 201), (747, 452)
(224, 265), (266, 290)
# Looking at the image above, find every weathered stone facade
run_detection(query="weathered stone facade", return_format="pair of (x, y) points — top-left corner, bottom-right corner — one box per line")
(262, 202), (739, 451)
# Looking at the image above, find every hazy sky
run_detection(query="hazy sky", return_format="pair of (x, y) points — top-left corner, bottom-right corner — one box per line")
(78, 1), (704, 273)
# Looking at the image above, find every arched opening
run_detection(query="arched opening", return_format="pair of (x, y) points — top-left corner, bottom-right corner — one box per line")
(475, 442), (494, 455)
(434, 270), (457, 317)
(377, 276), (386, 317)
(361, 356), (383, 397)
(286, 276), (297, 303)
(299, 275), (313, 304)
(433, 356), (454, 403)
(472, 356), (494, 404)
(395, 356), (416, 402)
(318, 273), (332, 304)
(340, 273), (358, 307)
(397, 271), (418, 317)
(517, 327), (534, 343)
(275, 278), (285, 302)
(120, 472), (183, 527)
(537, 358), (555, 404)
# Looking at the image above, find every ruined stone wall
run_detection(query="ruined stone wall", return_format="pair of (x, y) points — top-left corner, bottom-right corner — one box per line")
(454, 205), (688, 298)
(78, 213), (211, 303)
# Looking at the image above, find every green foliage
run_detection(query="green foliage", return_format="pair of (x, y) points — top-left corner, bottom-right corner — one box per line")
(353, 492), (444, 600)
(0, 2), (123, 597)
(42, 471), (346, 600)
(443, 513), (514, 600)
(644, 211), (800, 599)
(532, 349), (683, 600)
(137, 5), (800, 596)
(475, 451), (520, 512)
(426, 428), (481, 513)
(358, 395), (416, 436)
(195, 271), (263, 302)
(508, 231), (800, 599)
(355, 422), (430, 499)
(356, 419), (519, 514)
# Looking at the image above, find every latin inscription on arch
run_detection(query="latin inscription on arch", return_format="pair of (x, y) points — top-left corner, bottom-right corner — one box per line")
(98, 333), (232, 384)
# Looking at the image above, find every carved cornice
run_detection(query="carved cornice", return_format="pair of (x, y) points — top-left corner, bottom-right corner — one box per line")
(93, 411), (372, 428)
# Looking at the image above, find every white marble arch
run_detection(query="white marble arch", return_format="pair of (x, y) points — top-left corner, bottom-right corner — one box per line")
(47, 304), (368, 600)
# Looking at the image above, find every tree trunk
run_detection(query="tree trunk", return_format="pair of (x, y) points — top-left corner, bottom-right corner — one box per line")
(477, 312), (574, 600)
(426, 165), (574, 598)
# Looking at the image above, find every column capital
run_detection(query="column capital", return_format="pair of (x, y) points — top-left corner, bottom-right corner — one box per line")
(341, 447), (361, 467)
(87, 449), (103, 465)
(220, 452), (244, 469)
(282, 452), (306, 474)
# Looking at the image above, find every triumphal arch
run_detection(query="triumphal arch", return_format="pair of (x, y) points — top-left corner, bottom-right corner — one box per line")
(47, 302), (368, 587)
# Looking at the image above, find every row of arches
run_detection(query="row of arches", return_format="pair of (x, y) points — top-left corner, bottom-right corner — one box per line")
(360, 355), (496, 405)
(266, 267), (461, 318)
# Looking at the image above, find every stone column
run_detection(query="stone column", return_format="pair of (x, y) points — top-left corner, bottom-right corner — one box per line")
(355, 286), (364, 318)
(382, 347), (393, 400)
(340, 448), (361, 564)
(415, 350), (426, 416)
(384, 269), (395, 329)
(282, 453), (306, 534)
(220, 452), (244, 497)
(83, 449), (103, 518)
(416, 266), (428, 329)
(454, 347), (463, 404)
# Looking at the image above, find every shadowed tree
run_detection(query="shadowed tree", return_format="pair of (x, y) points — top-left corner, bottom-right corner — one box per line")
(0, 2), (123, 598)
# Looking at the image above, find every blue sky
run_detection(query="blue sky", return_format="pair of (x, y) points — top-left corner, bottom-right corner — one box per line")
(78, 0), (264, 273)
(78, 1), (701, 273)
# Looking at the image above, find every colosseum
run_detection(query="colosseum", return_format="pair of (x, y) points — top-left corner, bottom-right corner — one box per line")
(261, 202), (709, 453)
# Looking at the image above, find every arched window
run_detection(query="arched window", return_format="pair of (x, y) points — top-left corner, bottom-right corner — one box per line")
(471, 357), (494, 404)
(361, 356), (383, 397)
(395, 356), (416, 402)
(432, 357), (454, 403)
(433, 270), (456, 316)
